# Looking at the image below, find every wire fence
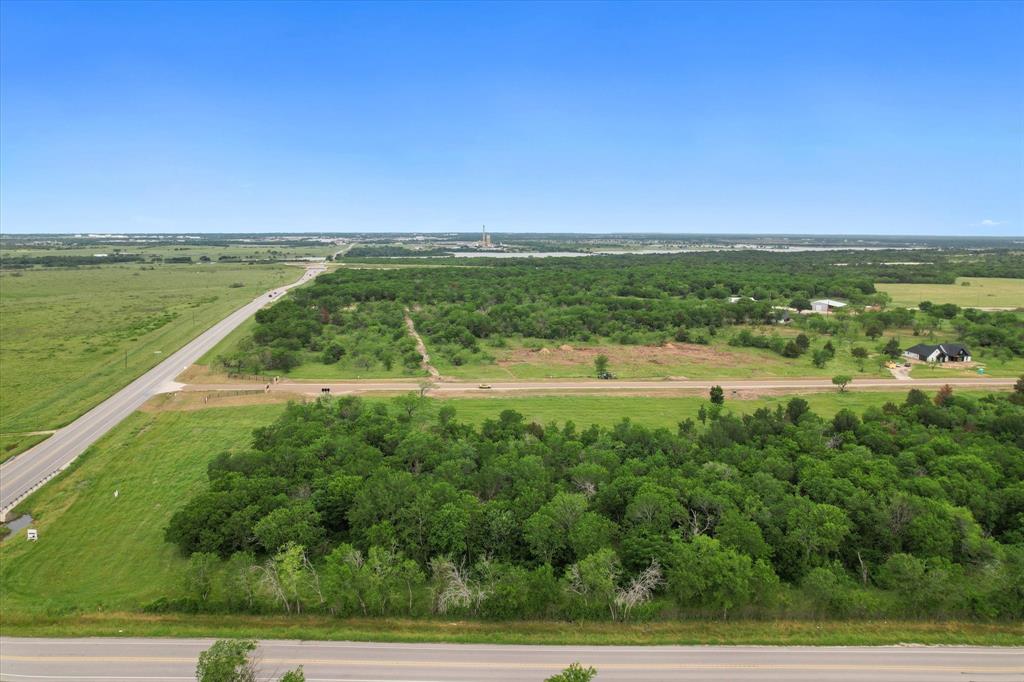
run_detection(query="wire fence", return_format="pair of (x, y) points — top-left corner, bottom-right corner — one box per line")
(225, 372), (274, 382)
(203, 389), (267, 402)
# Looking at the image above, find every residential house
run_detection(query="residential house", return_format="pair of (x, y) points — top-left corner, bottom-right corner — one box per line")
(903, 343), (972, 363)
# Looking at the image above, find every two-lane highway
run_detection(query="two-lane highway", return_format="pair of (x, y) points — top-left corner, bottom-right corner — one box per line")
(0, 266), (323, 521)
(1, 638), (1021, 681)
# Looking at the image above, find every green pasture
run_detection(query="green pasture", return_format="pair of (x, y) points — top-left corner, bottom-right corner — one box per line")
(0, 263), (297, 432)
(0, 433), (50, 465)
(1, 241), (338, 261)
(876, 277), (1024, 309)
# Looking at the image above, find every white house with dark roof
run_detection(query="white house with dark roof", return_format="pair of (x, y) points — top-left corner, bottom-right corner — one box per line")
(904, 343), (972, 363)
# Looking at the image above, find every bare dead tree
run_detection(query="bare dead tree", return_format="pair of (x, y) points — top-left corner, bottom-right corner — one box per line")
(888, 497), (914, 539)
(688, 508), (716, 537)
(614, 560), (663, 621)
(302, 550), (326, 611)
(258, 560), (290, 614)
(574, 479), (597, 498)
(430, 557), (489, 615)
(856, 550), (869, 587)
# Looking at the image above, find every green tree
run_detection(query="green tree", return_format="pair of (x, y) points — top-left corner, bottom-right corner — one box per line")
(594, 354), (609, 378)
(323, 544), (372, 615)
(851, 346), (868, 370)
(565, 548), (620, 618)
(185, 551), (218, 604)
(832, 375), (852, 392)
(545, 663), (598, 682)
(831, 409), (859, 432)
(195, 639), (303, 682)
(812, 349), (830, 368)
(709, 385), (725, 405)
(882, 337), (902, 359)
(254, 503), (325, 554)
(195, 639), (257, 682)
(222, 552), (259, 611)
(1013, 375), (1024, 404)
(525, 492), (590, 564)
(785, 502), (851, 570)
(666, 535), (772, 619)
(785, 397), (810, 424)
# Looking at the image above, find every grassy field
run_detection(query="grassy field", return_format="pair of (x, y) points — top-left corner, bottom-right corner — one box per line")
(2, 612), (1019, 646)
(0, 432), (50, 464)
(876, 277), (1024, 308)
(437, 391), (960, 428)
(0, 263), (297, 433)
(1, 241), (339, 261)
(0, 405), (284, 613)
(0, 389), (986, 615)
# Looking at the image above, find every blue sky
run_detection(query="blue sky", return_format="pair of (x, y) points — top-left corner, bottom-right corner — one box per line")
(1, 1), (1021, 235)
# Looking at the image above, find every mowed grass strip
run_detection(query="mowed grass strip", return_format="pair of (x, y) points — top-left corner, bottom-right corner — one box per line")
(0, 263), (297, 432)
(1, 612), (1020, 646)
(875, 277), (1024, 308)
(0, 433), (51, 465)
(435, 391), (994, 429)
(0, 404), (286, 613)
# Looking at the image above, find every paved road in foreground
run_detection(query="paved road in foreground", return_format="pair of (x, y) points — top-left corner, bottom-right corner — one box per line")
(185, 375), (1019, 397)
(1, 638), (1021, 681)
(0, 267), (324, 521)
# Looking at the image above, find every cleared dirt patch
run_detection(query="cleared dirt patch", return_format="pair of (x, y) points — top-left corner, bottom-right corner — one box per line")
(141, 391), (299, 413)
(500, 342), (746, 370)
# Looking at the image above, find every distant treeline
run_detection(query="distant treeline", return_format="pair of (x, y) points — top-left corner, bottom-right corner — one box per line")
(0, 254), (147, 268)
(0, 254), (286, 268)
(343, 245), (455, 258)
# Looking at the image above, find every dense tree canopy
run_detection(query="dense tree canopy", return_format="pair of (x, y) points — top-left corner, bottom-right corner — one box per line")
(166, 388), (1024, 621)
(234, 251), (1023, 371)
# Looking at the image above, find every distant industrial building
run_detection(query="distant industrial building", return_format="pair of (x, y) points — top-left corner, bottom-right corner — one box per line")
(811, 299), (847, 314)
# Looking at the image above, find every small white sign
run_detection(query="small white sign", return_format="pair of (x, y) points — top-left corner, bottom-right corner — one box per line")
(26, 529), (38, 541)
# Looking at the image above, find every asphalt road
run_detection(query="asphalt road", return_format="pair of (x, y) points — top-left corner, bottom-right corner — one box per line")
(1, 638), (1021, 681)
(184, 376), (1019, 397)
(0, 267), (323, 521)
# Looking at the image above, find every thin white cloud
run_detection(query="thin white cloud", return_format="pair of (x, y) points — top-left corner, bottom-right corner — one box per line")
(976, 219), (1004, 227)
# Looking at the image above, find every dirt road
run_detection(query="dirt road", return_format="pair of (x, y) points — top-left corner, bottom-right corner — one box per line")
(182, 375), (1018, 398)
